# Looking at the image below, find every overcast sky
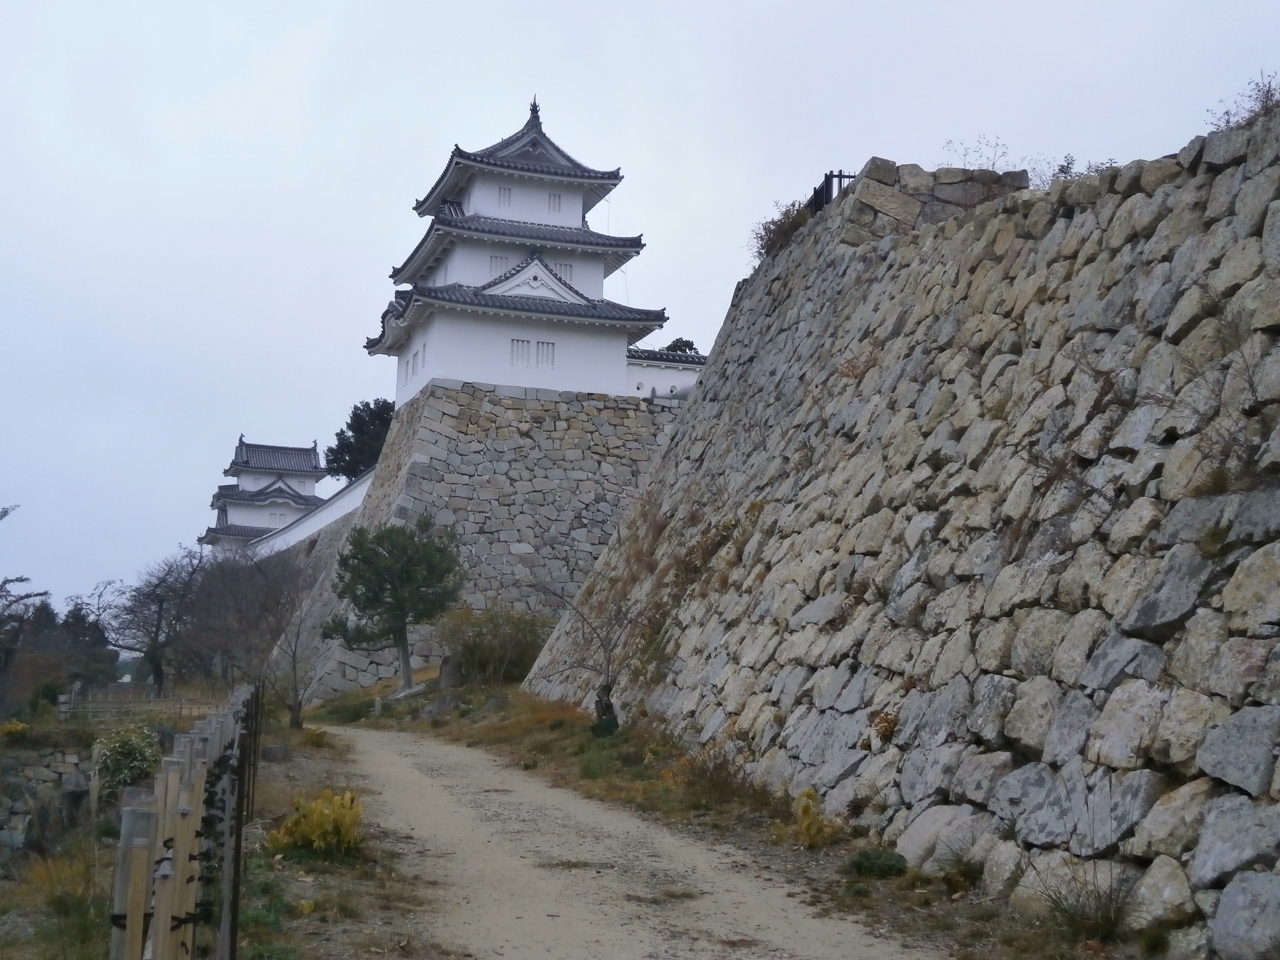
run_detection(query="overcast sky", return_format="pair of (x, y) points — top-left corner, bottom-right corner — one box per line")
(2, 1), (1277, 604)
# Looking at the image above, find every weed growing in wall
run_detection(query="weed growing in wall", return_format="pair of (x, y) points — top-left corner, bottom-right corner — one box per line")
(1209, 69), (1280, 130)
(750, 201), (812, 263)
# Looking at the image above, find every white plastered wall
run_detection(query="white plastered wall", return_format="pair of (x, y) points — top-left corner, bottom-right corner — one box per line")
(624, 361), (702, 400)
(465, 172), (584, 226)
(394, 310), (629, 405)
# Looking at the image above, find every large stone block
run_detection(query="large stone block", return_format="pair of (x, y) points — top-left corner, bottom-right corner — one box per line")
(1042, 690), (1099, 766)
(968, 673), (1018, 746)
(1208, 638), (1279, 706)
(990, 763), (1072, 848)
(896, 804), (974, 869)
(951, 751), (1014, 806)
(1077, 633), (1167, 692)
(1210, 871), (1280, 960)
(1011, 608), (1072, 678)
(852, 178), (922, 225)
(1120, 543), (1217, 639)
(1125, 855), (1196, 932)
(1223, 543), (1280, 633)
(1197, 706), (1280, 797)
(1188, 793), (1280, 888)
(1125, 777), (1221, 859)
(1085, 679), (1168, 769)
(1004, 676), (1063, 756)
(1152, 687), (1232, 771)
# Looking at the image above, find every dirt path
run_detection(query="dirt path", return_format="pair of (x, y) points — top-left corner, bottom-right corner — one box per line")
(338, 727), (939, 960)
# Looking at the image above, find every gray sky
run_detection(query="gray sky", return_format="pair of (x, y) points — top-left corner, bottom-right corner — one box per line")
(2, 0), (1277, 604)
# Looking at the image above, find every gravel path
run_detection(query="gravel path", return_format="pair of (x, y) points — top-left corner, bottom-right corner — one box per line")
(339, 727), (939, 960)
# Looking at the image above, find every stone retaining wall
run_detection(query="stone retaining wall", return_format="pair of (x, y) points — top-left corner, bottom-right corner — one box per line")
(0, 747), (93, 870)
(287, 381), (680, 704)
(528, 111), (1280, 956)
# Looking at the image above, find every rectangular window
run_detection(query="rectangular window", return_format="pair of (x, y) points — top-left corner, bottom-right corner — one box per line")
(490, 255), (509, 276)
(498, 186), (511, 207)
(411, 350), (419, 376)
(536, 341), (555, 368)
(553, 262), (573, 283)
(510, 339), (530, 366)
(548, 193), (561, 213)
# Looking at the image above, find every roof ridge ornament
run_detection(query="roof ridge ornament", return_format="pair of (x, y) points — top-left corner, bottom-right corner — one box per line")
(530, 96), (539, 120)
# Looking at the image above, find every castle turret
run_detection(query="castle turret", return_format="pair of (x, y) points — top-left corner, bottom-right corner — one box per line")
(368, 101), (690, 405)
(198, 437), (327, 546)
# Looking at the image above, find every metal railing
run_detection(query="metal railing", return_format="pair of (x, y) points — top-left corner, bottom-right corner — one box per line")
(108, 683), (263, 960)
(805, 169), (858, 218)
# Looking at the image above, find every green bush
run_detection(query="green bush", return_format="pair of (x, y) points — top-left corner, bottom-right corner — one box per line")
(29, 678), (65, 717)
(841, 848), (908, 879)
(313, 697), (373, 724)
(94, 725), (163, 793)
(434, 607), (552, 685)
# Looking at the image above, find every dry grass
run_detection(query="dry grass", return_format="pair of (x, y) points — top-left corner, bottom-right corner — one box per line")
(0, 831), (112, 960)
(411, 689), (789, 827)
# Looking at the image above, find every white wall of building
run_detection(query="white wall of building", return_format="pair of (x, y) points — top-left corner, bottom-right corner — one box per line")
(251, 471), (373, 556)
(624, 361), (702, 400)
(465, 173), (584, 227)
(429, 243), (603, 298)
(224, 501), (309, 529)
(395, 310), (628, 406)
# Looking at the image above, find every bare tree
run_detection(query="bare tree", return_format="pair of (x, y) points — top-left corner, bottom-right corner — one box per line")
(531, 589), (647, 730)
(105, 548), (205, 695)
(263, 615), (314, 729)
(188, 546), (307, 683)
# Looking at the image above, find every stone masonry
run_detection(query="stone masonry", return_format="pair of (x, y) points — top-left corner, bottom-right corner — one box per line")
(286, 379), (679, 704)
(528, 110), (1280, 957)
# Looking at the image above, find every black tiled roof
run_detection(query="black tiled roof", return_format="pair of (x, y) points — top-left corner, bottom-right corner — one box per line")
(198, 524), (274, 543)
(414, 285), (665, 323)
(390, 213), (642, 284)
(438, 213), (641, 249)
(371, 253), (665, 352)
(210, 484), (324, 509)
(627, 347), (707, 366)
(414, 103), (621, 216)
(225, 437), (325, 476)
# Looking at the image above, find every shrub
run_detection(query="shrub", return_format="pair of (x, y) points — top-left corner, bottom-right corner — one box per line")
(1, 718), (30, 744)
(1209, 70), (1280, 130)
(314, 697), (373, 724)
(1031, 860), (1136, 944)
(266, 789), (364, 858)
(841, 848), (908, 879)
(433, 607), (551, 685)
(770, 787), (844, 848)
(95, 725), (163, 794)
(750, 201), (811, 263)
(299, 727), (328, 748)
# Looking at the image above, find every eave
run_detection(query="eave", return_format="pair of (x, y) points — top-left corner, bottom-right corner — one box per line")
(414, 153), (622, 219)
(390, 217), (643, 285)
